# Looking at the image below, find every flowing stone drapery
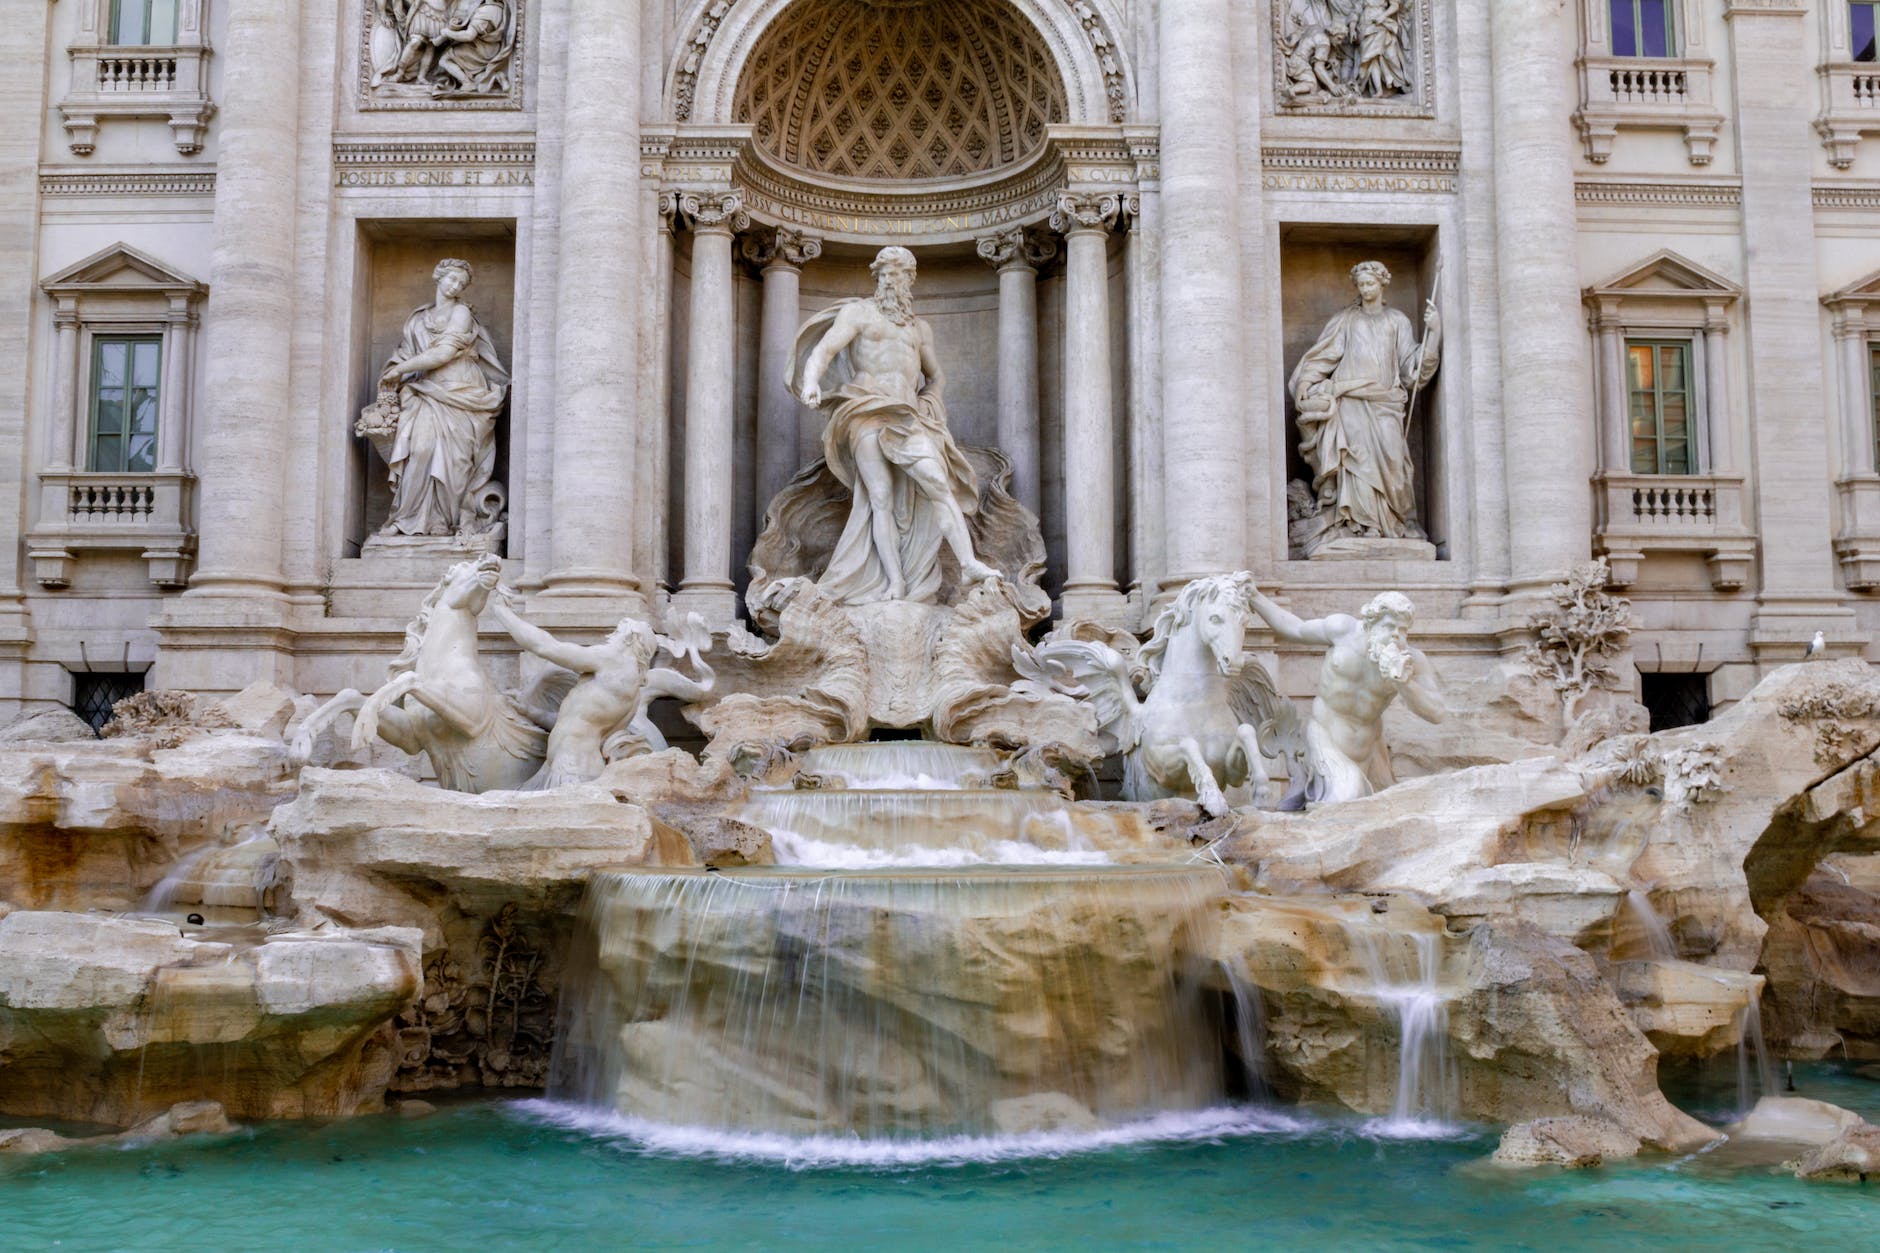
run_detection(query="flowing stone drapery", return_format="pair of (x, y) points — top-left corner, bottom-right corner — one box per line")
(188, 0), (302, 597)
(976, 226), (1053, 518)
(1158, 0), (1246, 588)
(1053, 193), (1127, 625)
(673, 194), (748, 628)
(745, 227), (822, 535)
(544, 0), (642, 604)
(1488, 0), (1593, 593)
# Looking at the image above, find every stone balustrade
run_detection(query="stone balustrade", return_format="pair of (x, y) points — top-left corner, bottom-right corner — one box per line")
(1593, 471), (1754, 591)
(60, 41), (211, 154)
(1815, 62), (1880, 168)
(26, 470), (194, 588)
(1574, 55), (1722, 165)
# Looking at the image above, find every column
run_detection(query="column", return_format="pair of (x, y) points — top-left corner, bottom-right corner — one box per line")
(157, 298), (192, 474)
(543, 0), (642, 604)
(673, 193), (748, 627)
(1158, 0), (1245, 587)
(1724, 0), (1849, 643)
(1594, 308), (1627, 473)
(187, 0), (302, 597)
(975, 226), (1053, 516)
(743, 226), (821, 536)
(45, 306), (80, 472)
(1488, 0), (1595, 596)
(1052, 193), (1127, 624)
(1835, 312), (1874, 478)
(1702, 303), (1736, 474)
(1124, 186), (1166, 607)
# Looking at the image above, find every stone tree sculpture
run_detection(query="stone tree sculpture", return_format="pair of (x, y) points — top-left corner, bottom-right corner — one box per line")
(1288, 259), (1439, 556)
(1016, 574), (1286, 817)
(1244, 585), (1447, 805)
(357, 258), (509, 549)
(1524, 558), (1635, 725)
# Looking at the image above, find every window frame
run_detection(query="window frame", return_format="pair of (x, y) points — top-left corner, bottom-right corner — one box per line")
(1609, 0), (1678, 58)
(107, 0), (179, 46)
(85, 332), (163, 475)
(1626, 337), (1697, 476)
(1856, 2), (1880, 64)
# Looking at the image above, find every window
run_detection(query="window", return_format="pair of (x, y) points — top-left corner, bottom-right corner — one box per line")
(71, 671), (144, 734)
(1627, 339), (1693, 475)
(108, 0), (178, 46)
(1610, 0), (1675, 57)
(88, 335), (161, 474)
(1641, 672), (1709, 732)
(1858, 3), (1880, 63)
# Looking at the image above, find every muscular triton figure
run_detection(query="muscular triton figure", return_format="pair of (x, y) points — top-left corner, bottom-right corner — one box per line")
(790, 246), (1001, 605)
(1243, 586), (1447, 804)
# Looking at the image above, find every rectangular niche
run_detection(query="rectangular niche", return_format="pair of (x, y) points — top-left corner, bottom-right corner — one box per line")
(1278, 223), (1447, 560)
(346, 220), (517, 557)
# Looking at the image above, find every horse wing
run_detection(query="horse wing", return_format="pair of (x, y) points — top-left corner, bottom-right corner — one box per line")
(1018, 638), (1141, 755)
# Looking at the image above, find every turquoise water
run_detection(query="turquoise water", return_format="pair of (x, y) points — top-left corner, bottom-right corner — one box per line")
(4, 1066), (1876, 1252)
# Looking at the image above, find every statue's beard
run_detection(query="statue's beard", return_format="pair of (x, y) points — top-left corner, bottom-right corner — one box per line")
(1368, 635), (1411, 683)
(874, 275), (914, 326)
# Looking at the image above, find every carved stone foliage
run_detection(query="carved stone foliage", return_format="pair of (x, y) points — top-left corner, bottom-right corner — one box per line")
(393, 905), (554, 1092)
(1274, 0), (1433, 117)
(362, 0), (524, 110)
(975, 225), (1056, 271)
(740, 225), (823, 271)
(1524, 558), (1635, 725)
(733, 0), (1067, 180)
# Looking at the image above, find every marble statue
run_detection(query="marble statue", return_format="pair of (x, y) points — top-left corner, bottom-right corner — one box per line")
(1017, 573), (1285, 817)
(358, 259), (509, 544)
(790, 246), (1003, 605)
(1244, 586), (1445, 805)
(1277, 0), (1414, 106)
(294, 555), (549, 793)
(369, 0), (517, 99)
(490, 605), (716, 789)
(1288, 260), (1439, 551)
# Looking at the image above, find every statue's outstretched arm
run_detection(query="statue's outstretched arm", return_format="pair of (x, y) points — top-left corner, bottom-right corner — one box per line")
(1247, 586), (1344, 646)
(1400, 649), (1447, 724)
(491, 602), (597, 674)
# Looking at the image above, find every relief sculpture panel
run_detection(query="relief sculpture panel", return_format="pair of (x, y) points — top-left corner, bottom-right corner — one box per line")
(362, 0), (524, 109)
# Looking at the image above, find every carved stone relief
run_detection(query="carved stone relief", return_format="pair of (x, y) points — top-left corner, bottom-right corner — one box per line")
(362, 0), (524, 110)
(1273, 0), (1434, 117)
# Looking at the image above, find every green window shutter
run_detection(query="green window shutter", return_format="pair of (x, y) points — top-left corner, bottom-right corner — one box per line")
(1626, 339), (1694, 476)
(89, 335), (161, 472)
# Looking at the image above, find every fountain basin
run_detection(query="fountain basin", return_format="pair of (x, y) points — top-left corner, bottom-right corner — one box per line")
(553, 866), (1237, 1139)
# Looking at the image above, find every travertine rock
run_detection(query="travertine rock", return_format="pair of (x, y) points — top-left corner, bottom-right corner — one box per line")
(1492, 1116), (1643, 1168)
(1760, 855), (1880, 1058)
(671, 815), (776, 867)
(208, 680), (299, 739)
(0, 911), (420, 1126)
(0, 708), (98, 744)
(1793, 1123), (1880, 1182)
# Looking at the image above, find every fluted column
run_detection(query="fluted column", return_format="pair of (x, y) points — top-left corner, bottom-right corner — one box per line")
(188, 0), (302, 597)
(1835, 311), (1875, 479)
(1489, 0), (1595, 594)
(673, 193), (748, 628)
(157, 297), (193, 474)
(1158, 0), (1245, 587)
(1702, 303), (1735, 474)
(976, 226), (1054, 516)
(543, 0), (642, 604)
(45, 306), (80, 472)
(1052, 193), (1127, 624)
(743, 226), (821, 537)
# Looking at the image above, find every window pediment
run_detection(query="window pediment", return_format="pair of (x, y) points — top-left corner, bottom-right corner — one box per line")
(1586, 250), (1740, 304)
(42, 243), (205, 302)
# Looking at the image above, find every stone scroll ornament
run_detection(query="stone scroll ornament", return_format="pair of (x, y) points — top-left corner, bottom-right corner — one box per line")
(367, 0), (518, 102)
(357, 259), (509, 545)
(1278, 0), (1413, 107)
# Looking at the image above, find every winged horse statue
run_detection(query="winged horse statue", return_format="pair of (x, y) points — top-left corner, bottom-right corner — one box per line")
(1015, 573), (1298, 816)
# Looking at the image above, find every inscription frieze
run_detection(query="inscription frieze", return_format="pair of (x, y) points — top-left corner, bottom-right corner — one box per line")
(333, 140), (535, 189)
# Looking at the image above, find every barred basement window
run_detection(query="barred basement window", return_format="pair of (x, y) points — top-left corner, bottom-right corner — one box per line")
(109, 0), (178, 45)
(1610, 0), (1676, 57)
(71, 671), (144, 734)
(1641, 672), (1709, 733)
(89, 335), (161, 474)
(1627, 339), (1694, 475)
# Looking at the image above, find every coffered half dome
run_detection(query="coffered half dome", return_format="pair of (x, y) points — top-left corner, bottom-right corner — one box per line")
(734, 0), (1069, 184)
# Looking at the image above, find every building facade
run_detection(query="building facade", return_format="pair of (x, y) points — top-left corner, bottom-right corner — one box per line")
(5, 0), (1880, 723)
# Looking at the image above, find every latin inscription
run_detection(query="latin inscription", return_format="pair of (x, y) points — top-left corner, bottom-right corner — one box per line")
(336, 167), (534, 189)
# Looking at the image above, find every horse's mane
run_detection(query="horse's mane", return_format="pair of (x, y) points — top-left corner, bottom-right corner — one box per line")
(1138, 574), (1254, 682)
(389, 562), (472, 676)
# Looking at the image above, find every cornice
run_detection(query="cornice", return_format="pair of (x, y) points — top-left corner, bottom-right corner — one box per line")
(1575, 179), (1742, 208)
(39, 165), (216, 197)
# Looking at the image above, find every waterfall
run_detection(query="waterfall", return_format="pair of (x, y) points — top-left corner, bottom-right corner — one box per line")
(1219, 961), (1272, 1101)
(550, 866), (1236, 1140)
(1357, 928), (1457, 1134)
(792, 743), (1015, 791)
(1735, 996), (1776, 1114)
(1623, 889), (1677, 962)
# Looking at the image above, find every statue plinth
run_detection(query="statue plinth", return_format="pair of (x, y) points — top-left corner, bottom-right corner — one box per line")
(1306, 536), (1437, 562)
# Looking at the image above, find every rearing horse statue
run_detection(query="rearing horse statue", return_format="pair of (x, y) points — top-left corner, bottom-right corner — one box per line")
(292, 554), (548, 792)
(1015, 573), (1292, 816)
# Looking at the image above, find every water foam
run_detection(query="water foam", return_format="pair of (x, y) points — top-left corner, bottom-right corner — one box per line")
(768, 826), (1112, 869)
(510, 1100), (1308, 1169)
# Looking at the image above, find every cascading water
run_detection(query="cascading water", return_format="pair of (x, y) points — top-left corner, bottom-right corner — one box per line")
(1735, 996), (1777, 1114)
(1356, 927), (1457, 1135)
(1622, 889), (1677, 962)
(550, 866), (1236, 1139)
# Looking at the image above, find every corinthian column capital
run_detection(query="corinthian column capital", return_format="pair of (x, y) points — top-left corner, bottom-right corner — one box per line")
(1050, 192), (1122, 236)
(675, 191), (750, 235)
(740, 225), (823, 271)
(976, 225), (1058, 272)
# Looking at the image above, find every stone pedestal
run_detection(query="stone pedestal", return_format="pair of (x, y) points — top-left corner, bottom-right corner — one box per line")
(1309, 538), (1438, 563)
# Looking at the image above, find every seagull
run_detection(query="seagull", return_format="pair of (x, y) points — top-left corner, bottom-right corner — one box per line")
(1805, 630), (1827, 660)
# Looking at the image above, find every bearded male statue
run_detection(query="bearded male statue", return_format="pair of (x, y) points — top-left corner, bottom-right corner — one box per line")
(789, 246), (1003, 606)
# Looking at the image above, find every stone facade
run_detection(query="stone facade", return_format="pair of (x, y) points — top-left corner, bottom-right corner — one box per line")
(6, 0), (1880, 719)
